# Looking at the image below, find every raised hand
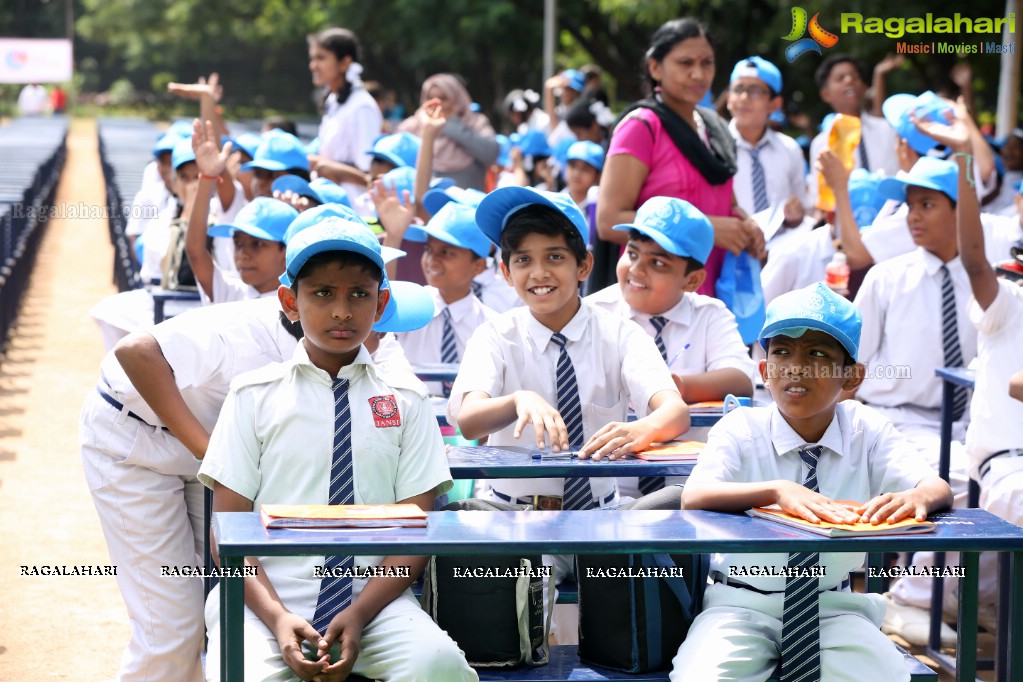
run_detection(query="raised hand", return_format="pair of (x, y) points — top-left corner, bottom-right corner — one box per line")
(191, 118), (231, 178)
(168, 73), (223, 102)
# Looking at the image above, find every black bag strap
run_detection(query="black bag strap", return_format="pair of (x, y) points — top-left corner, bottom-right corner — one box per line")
(612, 97), (737, 186)
(641, 553), (709, 622)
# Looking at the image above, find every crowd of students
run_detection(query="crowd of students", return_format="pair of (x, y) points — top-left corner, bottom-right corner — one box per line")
(79, 15), (1023, 682)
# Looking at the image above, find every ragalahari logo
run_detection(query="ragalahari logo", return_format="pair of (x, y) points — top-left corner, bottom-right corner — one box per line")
(782, 8), (839, 62)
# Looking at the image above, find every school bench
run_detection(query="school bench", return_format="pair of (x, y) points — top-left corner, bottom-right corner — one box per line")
(213, 508), (1023, 682)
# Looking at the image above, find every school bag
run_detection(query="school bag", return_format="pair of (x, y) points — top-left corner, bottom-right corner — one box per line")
(576, 552), (709, 673)
(715, 250), (766, 345)
(160, 217), (198, 292)
(421, 498), (555, 668)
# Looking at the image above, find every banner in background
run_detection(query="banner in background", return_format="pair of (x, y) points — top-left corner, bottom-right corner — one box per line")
(0, 39), (73, 83)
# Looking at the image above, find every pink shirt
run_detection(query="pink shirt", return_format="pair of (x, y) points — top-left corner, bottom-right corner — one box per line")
(609, 107), (734, 297)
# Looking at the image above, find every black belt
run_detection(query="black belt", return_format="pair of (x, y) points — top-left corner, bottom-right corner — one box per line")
(978, 448), (1023, 480)
(492, 489), (617, 509)
(711, 570), (851, 595)
(95, 386), (169, 431)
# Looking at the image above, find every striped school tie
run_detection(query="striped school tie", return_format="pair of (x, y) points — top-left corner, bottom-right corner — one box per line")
(440, 308), (458, 397)
(749, 145), (769, 213)
(551, 333), (595, 510)
(311, 377), (355, 635)
(939, 265), (968, 421)
(780, 444), (824, 682)
(858, 136), (870, 172)
(649, 315), (669, 363)
(471, 281), (483, 299)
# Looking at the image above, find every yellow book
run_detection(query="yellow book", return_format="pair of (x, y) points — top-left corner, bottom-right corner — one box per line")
(631, 440), (705, 461)
(260, 504), (428, 530)
(748, 504), (936, 537)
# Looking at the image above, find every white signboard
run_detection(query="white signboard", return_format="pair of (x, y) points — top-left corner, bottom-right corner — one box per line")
(0, 38), (73, 84)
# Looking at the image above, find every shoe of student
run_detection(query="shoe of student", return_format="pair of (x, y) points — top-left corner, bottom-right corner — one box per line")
(881, 593), (957, 648)
(942, 592), (1000, 633)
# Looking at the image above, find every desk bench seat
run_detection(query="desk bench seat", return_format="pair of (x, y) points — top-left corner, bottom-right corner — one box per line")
(347, 644), (934, 682)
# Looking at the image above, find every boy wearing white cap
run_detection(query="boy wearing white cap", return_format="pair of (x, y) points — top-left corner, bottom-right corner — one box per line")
(200, 219), (476, 682)
(674, 283), (951, 681)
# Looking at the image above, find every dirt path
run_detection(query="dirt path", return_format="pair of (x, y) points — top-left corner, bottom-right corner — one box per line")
(0, 118), (127, 681)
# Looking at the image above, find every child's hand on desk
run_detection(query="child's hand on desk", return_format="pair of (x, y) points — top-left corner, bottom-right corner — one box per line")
(271, 612), (329, 681)
(314, 609), (366, 682)
(578, 421), (655, 461)
(856, 490), (930, 524)
(775, 481), (860, 524)
(512, 390), (570, 451)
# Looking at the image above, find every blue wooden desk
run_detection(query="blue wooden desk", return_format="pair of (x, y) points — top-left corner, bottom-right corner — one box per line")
(214, 508), (1023, 682)
(446, 445), (695, 479)
(413, 363), (460, 383)
(151, 288), (201, 324)
(434, 401), (748, 429)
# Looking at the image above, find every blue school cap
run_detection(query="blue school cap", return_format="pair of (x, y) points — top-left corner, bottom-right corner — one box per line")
(1017, 178), (1023, 195)
(284, 203), (369, 243)
(378, 168), (454, 207)
(281, 218), (387, 288)
(511, 129), (552, 158)
(406, 202), (491, 258)
(561, 69), (585, 93)
(272, 175), (351, 208)
(882, 91), (954, 156)
(422, 186), (486, 216)
(729, 56), (783, 95)
(167, 120), (195, 138)
(566, 140), (606, 172)
(759, 282), (862, 360)
(495, 134), (512, 168)
(367, 132), (421, 169)
(612, 196), (714, 264)
(475, 186), (590, 248)
(171, 137), (196, 170)
(305, 136), (320, 155)
(153, 132), (184, 158)
(207, 197), (298, 243)
(847, 169), (888, 228)
(242, 131), (310, 173)
(221, 133), (261, 160)
(373, 280), (436, 333)
(878, 157), (958, 203)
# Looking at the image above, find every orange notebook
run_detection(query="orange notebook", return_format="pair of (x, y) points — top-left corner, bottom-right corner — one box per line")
(748, 504), (936, 537)
(631, 440), (705, 461)
(260, 504), (428, 530)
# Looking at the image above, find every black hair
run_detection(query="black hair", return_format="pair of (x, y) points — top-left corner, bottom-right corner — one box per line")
(627, 230), (704, 274)
(284, 168), (311, 181)
(278, 311), (305, 340)
(262, 116), (298, 136)
(643, 19), (713, 96)
(309, 27), (362, 105)
(565, 96), (599, 129)
(814, 53), (869, 91)
(291, 250), (383, 291)
(499, 205), (588, 267)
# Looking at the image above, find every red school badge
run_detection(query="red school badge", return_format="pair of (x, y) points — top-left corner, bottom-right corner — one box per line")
(368, 395), (401, 428)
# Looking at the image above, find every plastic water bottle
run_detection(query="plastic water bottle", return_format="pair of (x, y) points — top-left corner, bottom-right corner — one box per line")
(816, 114), (862, 212)
(825, 252), (850, 293)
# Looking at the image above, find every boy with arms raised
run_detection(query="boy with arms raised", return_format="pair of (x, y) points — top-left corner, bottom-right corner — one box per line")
(673, 283), (951, 681)
(199, 220), (475, 682)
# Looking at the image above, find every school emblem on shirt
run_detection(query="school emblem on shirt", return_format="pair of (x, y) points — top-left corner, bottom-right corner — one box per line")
(368, 395), (401, 428)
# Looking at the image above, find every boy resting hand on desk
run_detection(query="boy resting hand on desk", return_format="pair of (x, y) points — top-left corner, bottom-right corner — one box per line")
(674, 283), (951, 681)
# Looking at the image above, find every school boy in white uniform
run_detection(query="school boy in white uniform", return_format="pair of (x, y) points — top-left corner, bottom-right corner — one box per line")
(673, 283), (951, 681)
(199, 220), (476, 682)
(450, 187), (687, 508)
(395, 201), (498, 395)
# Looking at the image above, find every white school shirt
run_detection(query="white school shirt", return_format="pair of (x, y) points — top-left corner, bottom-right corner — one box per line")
(585, 284), (755, 386)
(98, 296), (299, 475)
(197, 264), (275, 306)
(807, 113), (898, 208)
(687, 402), (936, 592)
(863, 204), (1022, 265)
(126, 183), (175, 240)
(854, 249), (978, 426)
(318, 86), (383, 201)
(985, 170), (1022, 216)
(729, 121), (808, 214)
(447, 300), (677, 499)
(198, 342), (451, 622)
(965, 280), (1023, 480)
(760, 225), (837, 306)
(473, 256), (523, 313)
(394, 288), (498, 395)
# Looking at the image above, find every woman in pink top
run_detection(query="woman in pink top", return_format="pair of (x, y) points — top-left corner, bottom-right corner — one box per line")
(597, 19), (764, 296)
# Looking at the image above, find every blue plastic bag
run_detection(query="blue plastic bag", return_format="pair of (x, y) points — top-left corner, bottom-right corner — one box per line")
(716, 251), (766, 345)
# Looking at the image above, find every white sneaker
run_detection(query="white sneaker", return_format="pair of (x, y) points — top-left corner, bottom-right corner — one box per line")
(942, 592), (999, 633)
(881, 593), (957, 648)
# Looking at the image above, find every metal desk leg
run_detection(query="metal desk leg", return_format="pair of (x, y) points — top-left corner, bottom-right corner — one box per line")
(997, 552), (1009, 682)
(930, 380), (954, 651)
(1009, 550), (1023, 682)
(221, 554), (245, 682)
(955, 551), (979, 682)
